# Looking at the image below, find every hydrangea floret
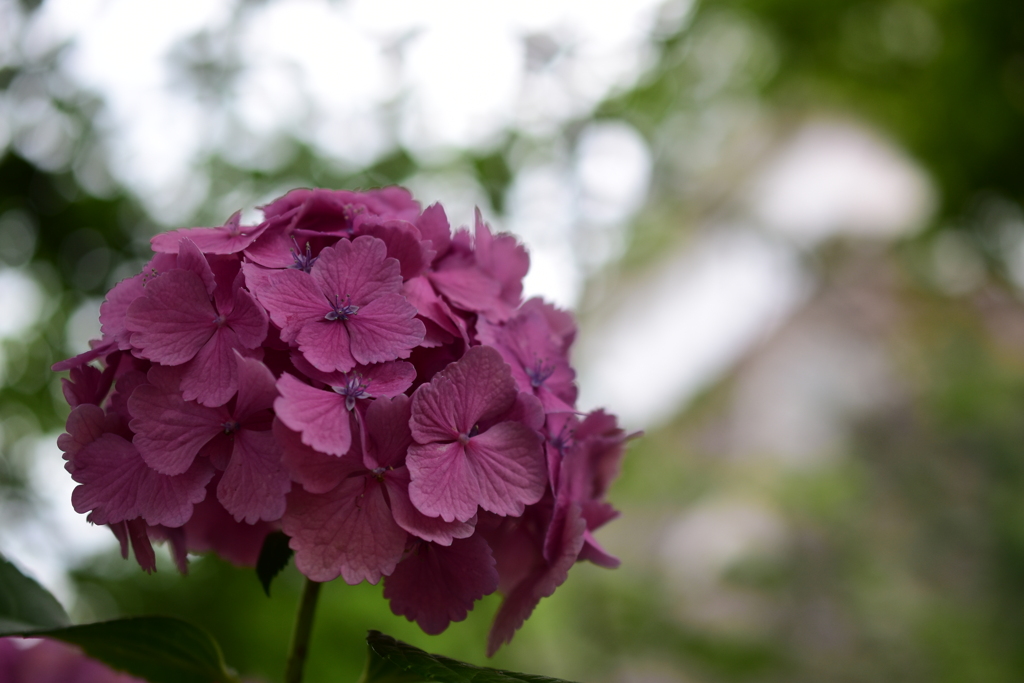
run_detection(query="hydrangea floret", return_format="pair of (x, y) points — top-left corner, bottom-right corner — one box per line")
(53, 187), (635, 654)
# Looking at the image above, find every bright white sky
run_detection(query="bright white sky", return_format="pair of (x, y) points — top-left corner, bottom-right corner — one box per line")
(25, 0), (670, 214)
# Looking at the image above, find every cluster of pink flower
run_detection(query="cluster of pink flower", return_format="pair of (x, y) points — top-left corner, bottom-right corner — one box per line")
(54, 187), (632, 653)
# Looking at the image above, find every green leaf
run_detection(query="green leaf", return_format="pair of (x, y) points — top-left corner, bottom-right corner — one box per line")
(363, 631), (578, 683)
(36, 616), (239, 683)
(0, 552), (70, 632)
(1, 552), (238, 683)
(255, 530), (293, 596)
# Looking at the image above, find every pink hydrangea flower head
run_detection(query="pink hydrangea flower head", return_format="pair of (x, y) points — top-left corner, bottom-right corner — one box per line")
(51, 186), (635, 652)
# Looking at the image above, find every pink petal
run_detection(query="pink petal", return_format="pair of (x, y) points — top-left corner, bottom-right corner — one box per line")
(129, 383), (228, 475)
(346, 294), (425, 366)
(579, 410), (633, 499)
(146, 362), (186, 392)
(416, 202), (451, 260)
(536, 386), (577, 413)
(490, 391), (545, 432)
(178, 326), (241, 407)
(225, 287), (269, 349)
(384, 535), (498, 635)
(125, 270), (217, 365)
(410, 346), (518, 443)
(361, 361), (417, 396)
(288, 189), (356, 234)
(487, 503), (585, 656)
(420, 316), (454, 349)
(363, 395), (412, 469)
(233, 353), (278, 423)
(181, 486), (274, 566)
(243, 232), (292, 268)
(479, 307), (577, 409)
(175, 238), (216, 296)
(261, 188), (311, 219)
(406, 441), (475, 522)
(357, 186), (421, 220)
(521, 297), (576, 351)
(275, 373), (352, 456)
(150, 211), (267, 254)
(474, 212), (528, 310)
(107, 368), (149, 423)
(427, 265), (505, 319)
(485, 510), (542, 595)
(59, 404), (111, 464)
(357, 219), (430, 279)
(217, 429), (291, 523)
(210, 257), (243, 315)
(70, 433), (147, 524)
(125, 518), (157, 573)
(403, 276), (467, 342)
(98, 254), (177, 350)
(283, 476), (407, 584)
(149, 525), (190, 574)
(242, 263), (328, 340)
(295, 318), (355, 373)
(109, 520), (131, 560)
(408, 420), (544, 523)
(241, 214), (300, 268)
(71, 428), (212, 528)
(577, 529), (620, 569)
(287, 355), (415, 400)
(464, 422), (545, 517)
(51, 338), (118, 372)
(310, 236), (402, 307)
(138, 456), (215, 528)
(275, 419), (362, 493)
(384, 467), (475, 544)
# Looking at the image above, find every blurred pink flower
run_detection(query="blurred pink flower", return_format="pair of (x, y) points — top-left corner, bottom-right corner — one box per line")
(0, 638), (144, 683)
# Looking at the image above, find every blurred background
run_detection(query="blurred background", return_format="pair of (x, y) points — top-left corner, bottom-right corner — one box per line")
(2, 0), (1024, 681)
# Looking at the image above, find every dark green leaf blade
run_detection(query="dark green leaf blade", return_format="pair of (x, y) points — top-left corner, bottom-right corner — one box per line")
(255, 530), (293, 596)
(37, 616), (239, 683)
(364, 631), (578, 683)
(0, 552), (70, 632)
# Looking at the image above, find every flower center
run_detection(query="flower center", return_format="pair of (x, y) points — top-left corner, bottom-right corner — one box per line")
(458, 424), (481, 444)
(333, 374), (370, 411)
(289, 239), (319, 273)
(222, 420), (240, 434)
(525, 359), (555, 388)
(549, 424), (574, 456)
(324, 295), (359, 322)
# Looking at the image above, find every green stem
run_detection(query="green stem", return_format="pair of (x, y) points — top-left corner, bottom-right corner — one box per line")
(284, 578), (322, 683)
